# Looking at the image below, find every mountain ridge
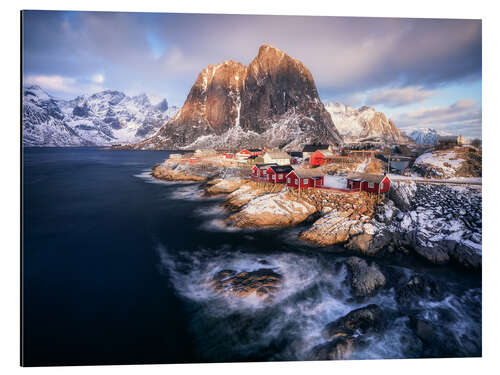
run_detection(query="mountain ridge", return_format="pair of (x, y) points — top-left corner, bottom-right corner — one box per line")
(22, 85), (178, 146)
(324, 102), (412, 144)
(130, 44), (343, 150)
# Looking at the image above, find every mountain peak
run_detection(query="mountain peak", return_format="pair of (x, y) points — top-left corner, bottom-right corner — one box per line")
(133, 45), (342, 150)
(325, 101), (410, 144)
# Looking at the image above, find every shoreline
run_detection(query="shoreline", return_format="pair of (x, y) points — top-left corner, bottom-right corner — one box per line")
(150, 159), (482, 273)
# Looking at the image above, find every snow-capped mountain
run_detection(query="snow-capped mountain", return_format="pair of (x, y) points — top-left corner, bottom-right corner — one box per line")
(23, 85), (178, 146)
(324, 102), (411, 144)
(129, 44), (343, 150)
(406, 128), (452, 145)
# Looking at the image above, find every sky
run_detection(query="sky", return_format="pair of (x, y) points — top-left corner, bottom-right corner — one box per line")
(22, 11), (482, 138)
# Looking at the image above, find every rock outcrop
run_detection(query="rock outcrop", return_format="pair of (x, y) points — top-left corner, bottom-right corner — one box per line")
(210, 268), (282, 301)
(298, 191), (381, 251)
(206, 179), (248, 195)
(131, 44), (343, 150)
(152, 163), (206, 182)
(412, 147), (482, 178)
(226, 190), (317, 228)
(377, 182), (482, 270)
(344, 257), (386, 298)
(311, 304), (385, 360)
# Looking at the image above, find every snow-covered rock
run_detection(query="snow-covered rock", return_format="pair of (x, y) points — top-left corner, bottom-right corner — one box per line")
(23, 85), (178, 146)
(227, 190), (317, 228)
(324, 102), (410, 144)
(412, 148), (481, 178)
(379, 183), (482, 269)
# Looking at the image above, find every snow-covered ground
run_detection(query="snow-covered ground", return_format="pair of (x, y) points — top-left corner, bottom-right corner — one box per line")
(324, 175), (347, 189)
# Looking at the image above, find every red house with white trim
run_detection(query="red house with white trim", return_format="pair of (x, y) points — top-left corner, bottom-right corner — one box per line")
(251, 163), (277, 180)
(286, 168), (324, 189)
(346, 173), (391, 194)
(266, 165), (293, 183)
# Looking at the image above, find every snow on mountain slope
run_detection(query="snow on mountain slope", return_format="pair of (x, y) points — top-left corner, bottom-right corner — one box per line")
(23, 85), (178, 146)
(131, 45), (342, 150)
(324, 102), (410, 144)
(406, 128), (452, 145)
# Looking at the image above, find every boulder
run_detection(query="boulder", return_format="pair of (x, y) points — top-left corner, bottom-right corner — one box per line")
(152, 164), (206, 182)
(227, 191), (317, 228)
(344, 257), (386, 298)
(206, 178), (247, 195)
(395, 274), (442, 308)
(309, 337), (356, 360)
(323, 304), (385, 339)
(210, 268), (283, 300)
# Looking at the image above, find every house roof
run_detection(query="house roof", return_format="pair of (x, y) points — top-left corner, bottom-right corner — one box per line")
(268, 165), (293, 174)
(313, 150), (336, 158)
(347, 173), (389, 184)
(248, 148), (262, 152)
(289, 167), (324, 178)
(264, 150), (290, 159)
(302, 144), (330, 152)
(289, 152), (303, 157)
(255, 163), (277, 170)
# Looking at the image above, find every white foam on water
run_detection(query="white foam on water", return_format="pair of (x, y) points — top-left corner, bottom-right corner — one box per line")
(133, 169), (198, 186)
(156, 244), (481, 361)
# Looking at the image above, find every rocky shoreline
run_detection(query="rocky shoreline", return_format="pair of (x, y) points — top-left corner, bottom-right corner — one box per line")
(151, 159), (481, 360)
(151, 160), (481, 271)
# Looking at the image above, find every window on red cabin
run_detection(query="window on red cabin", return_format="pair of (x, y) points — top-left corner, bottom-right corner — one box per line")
(368, 182), (374, 188)
(304, 178), (309, 184)
(287, 177), (291, 184)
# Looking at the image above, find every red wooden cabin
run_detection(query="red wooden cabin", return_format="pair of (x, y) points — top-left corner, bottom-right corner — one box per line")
(309, 150), (336, 166)
(286, 169), (324, 189)
(266, 165), (293, 183)
(251, 164), (277, 180)
(346, 173), (391, 194)
(222, 152), (234, 159)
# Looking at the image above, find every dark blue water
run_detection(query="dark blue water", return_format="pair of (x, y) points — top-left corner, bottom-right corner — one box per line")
(22, 147), (481, 366)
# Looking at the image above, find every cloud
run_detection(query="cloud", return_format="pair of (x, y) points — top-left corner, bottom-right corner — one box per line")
(91, 74), (104, 84)
(393, 99), (481, 138)
(23, 75), (76, 93)
(22, 12), (481, 100)
(366, 86), (436, 108)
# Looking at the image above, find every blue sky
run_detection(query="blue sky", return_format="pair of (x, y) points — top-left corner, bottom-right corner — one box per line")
(22, 11), (482, 138)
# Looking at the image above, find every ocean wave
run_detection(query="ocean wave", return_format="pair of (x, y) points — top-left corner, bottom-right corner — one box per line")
(156, 244), (481, 361)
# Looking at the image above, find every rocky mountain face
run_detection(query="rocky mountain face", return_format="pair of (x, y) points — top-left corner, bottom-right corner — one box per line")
(23, 85), (178, 146)
(324, 102), (411, 144)
(132, 44), (343, 150)
(406, 128), (451, 145)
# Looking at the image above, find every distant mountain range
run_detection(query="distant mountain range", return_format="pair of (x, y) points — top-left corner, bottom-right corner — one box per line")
(22, 85), (178, 146)
(324, 102), (412, 144)
(23, 45), (432, 149)
(405, 128), (452, 145)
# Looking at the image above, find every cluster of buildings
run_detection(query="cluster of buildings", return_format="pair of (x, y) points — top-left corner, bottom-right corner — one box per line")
(249, 163), (391, 194)
(179, 144), (391, 194)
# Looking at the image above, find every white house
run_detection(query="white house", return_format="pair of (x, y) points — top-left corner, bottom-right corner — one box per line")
(262, 150), (290, 166)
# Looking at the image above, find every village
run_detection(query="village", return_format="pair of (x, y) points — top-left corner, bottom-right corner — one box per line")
(150, 135), (481, 271)
(165, 134), (480, 195)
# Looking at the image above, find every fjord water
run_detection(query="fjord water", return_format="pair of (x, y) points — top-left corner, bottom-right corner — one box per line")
(22, 148), (481, 366)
